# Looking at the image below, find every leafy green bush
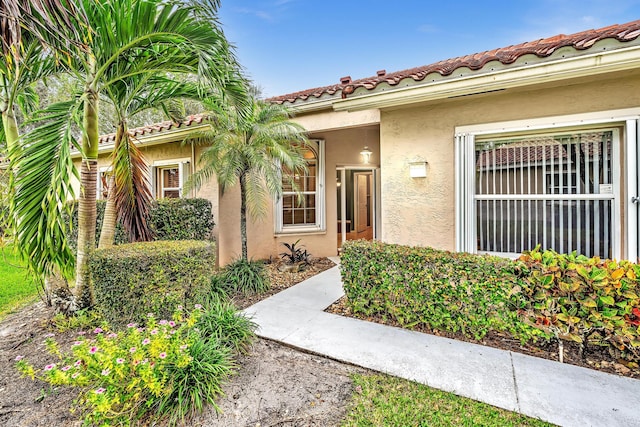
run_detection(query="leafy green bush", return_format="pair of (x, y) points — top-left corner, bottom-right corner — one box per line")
(64, 198), (215, 250)
(16, 306), (252, 426)
(195, 295), (256, 353)
(149, 198), (215, 241)
(341, 240), (640, 365)
(210, 258), (270, 295)
(516, 246), (640, 362)
(340, 240), (542, 342)
(89, 240), (216, 327)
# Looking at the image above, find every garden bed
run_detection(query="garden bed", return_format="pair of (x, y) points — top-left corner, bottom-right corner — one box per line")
(326, 297), (638, 378)
(231, 257), (336, 309)
(0, 257), (348, 427)
(335, 239), (640, 380)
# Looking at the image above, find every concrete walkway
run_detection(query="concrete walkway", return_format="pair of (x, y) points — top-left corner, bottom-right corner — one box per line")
(243, 263), (640, 427)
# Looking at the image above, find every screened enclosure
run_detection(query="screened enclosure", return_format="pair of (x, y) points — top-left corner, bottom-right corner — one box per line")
(474, 130), (617, 258)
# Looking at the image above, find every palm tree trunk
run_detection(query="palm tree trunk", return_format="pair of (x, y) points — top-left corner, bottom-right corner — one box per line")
(239, 172), (248, 261)
(98, 121), (124, 248)
(44, 268), (76, 313)
(2, 109), (19, 204)
(75, 58), (99, 308)
(2, 110), (19, 154)
(98, 174), (116, 248)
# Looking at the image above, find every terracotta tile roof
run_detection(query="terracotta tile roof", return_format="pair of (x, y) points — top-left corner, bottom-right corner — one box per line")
(98, 113), (207, 145)
(269, 19), (640, 105)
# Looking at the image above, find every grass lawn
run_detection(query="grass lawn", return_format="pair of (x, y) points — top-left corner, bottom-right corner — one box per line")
(0, 247), (39, 319)
(342, 374), (554, 427)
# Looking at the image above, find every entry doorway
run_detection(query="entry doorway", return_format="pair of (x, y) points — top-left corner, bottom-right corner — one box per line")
(337, 167), (380, 248)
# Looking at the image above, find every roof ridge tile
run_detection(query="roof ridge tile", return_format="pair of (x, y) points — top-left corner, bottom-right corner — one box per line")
(268, 19), (640, 104)
(98, 113), (207, 145)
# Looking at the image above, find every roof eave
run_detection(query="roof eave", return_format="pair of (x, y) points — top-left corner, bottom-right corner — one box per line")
(333, 44), (640, 112)
(283, 96), (339, 113)
(71, 123), (211, 159)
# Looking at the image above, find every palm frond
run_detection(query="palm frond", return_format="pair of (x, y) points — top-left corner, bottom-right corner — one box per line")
(127, 76), (205, 117)
(0, 118), (5, 147)
(2, 0), (89, 67)
(110, 124), (153, 242)
(9, 99), (82, 280)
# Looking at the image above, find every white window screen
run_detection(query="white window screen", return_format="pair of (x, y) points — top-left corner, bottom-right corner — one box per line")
(474, 129), (617, 258)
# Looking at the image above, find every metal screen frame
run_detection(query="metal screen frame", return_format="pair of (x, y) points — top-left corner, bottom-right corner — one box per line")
(456, 121), (635, 260)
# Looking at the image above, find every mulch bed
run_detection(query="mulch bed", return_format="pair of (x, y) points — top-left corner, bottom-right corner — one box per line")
(231, 257), (337, 309)
(326, 296), (640, 379)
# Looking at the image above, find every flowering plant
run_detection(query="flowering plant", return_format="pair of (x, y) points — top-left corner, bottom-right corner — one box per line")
(15, 306), (238, 426)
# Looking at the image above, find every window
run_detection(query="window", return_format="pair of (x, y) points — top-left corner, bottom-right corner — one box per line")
(276, 140), (325, 233)
(457, 120), (625, 260)
(151, 159), (190, 199)
(158, 166), (181, 198)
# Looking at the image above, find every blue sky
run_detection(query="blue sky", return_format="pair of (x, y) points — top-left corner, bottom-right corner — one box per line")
(218, 1), (640, 98)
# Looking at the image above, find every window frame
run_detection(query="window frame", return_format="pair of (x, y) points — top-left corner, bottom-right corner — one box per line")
(151, 158), (191, 199)
(455, 108), (640, 260)
(275, 139), (326, 234)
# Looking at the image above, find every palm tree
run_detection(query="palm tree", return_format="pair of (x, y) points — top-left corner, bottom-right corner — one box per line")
(1, 33), (79, 285)
(15, 0), (243, 307)
(186, 97), (309, 260)
(97, 76), (231, 248)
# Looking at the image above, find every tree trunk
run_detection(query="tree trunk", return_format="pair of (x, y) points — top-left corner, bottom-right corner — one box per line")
(2, 110), (19, 230)
(75, 58), (99, 309)
(98, 174), (117, 248)
(44, 268), (76, 314)
(239, 172), (248, 261)
(2, 110), (19, 155)
(98, 121), (124, 248)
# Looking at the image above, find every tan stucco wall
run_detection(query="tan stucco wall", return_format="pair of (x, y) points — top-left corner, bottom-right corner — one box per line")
(380, 70), (640, 252)
(217, 125), (380, 264)
(292, 109), (380, 132)
(71, 141), (221, 251)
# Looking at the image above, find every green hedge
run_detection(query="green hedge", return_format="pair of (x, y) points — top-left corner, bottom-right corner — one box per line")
(65, 198), (215, 249)
(340, 240), (539, 341)
(341, 240), (640, 363)
(149, 198), (215, 241)
(88, 240), (216, 327)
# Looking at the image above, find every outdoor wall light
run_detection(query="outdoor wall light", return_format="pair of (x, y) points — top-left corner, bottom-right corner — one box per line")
(360, 146), (372, 164)
(409, 161), (428, 178)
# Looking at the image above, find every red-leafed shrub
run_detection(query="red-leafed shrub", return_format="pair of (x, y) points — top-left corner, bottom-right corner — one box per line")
(516, 246), (640, 363)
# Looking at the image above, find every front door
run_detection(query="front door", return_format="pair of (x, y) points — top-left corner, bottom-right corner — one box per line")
(337, 168), (377, 248)
(354, 172), (373, 238)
